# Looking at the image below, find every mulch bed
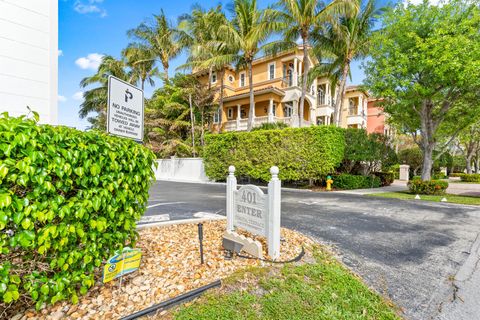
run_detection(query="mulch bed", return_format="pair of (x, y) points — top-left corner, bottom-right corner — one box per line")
(14, 220), (314, 320)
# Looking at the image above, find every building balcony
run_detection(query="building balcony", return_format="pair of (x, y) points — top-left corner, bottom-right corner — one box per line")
(316, 105), (335, 117)
(347, 114), (367, 127)
(224, 116), (310, 132)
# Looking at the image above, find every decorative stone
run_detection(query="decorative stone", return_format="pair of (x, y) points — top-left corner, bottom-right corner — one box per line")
(223, 230), (263, 259)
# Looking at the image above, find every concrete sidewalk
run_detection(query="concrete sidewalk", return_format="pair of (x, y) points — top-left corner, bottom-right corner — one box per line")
(335, 180), (408, 195)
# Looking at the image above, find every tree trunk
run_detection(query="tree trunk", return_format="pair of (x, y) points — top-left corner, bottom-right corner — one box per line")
(200, 107), (205, 146)
(334, 62), (350, 126)
(217, 69), (225, 133)
(421, 144), (434, 180)
(164, 65), (169, 83)
(247, 60), (255, 131)
(189, 94), (196, 157)
(466, 155), (473, 174)
(475, 156), (480, 173)
(298, 39), (309, 128)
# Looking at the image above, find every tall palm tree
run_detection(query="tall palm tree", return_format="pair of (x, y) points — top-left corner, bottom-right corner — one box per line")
(315, 0), (380, 126)
(266, 0), (357, 127)
(225, 0), (273, 131)
(177, 5), (234, 133)
(79, 55), (128, 130)
(122, 44), (161, 90)
(128, 10), (181, 83)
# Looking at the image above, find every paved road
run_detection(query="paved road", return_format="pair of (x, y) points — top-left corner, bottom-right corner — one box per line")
(146, 181), (480, 320)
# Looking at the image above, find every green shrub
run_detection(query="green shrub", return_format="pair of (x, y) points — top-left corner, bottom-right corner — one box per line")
(0, 115), (155, 310)
(251, 122), (289, 131)
(449, 172), (463, 178)
(407, 179), (448, 195)
(460, 173), (480, 182)
(203, 126), (345, 181)
(331, 174), (381, 190)
(373, 172), (395, 187)
(432, 173), (447, 180)
(412, 175), (421, 180)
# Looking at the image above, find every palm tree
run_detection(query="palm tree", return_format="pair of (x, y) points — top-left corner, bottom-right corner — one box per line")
(177, 5), (234, 133)
(79, 55), (128, 130)
(315, 0), (380, 126)
(122, 44), (161, 90)
(128, 10), (181, 83)
(266, 0), (357, 127)
(225, 0), (273, 131)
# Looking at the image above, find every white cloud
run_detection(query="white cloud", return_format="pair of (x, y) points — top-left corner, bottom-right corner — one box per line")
(73, 92), (85, 101)
(58, 95), (67, 102)
(75, 53), (103, 70)
(58, 50), (63, 57)
(74, 0), (107, 17)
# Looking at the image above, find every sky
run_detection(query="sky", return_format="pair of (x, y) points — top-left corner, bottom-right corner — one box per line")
(58, 0), (400, 129)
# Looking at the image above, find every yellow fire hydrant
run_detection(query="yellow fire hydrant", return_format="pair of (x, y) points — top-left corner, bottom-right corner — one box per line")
(326, 175), (333, 191)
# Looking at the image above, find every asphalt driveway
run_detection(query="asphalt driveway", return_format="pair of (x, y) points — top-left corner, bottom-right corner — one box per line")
(146, 181), (480, 320)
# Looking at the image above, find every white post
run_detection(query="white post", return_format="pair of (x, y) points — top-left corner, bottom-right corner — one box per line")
(268, 166), (281, 260)
(293, 57), (298, 87)
(236, 104), (241, 129)
(291, 100), (299, 128)
(399, 164), (410, 181)
(298, 60), (303, 84)
(268, 98), (274, 123)
(226, 165), (237, 231)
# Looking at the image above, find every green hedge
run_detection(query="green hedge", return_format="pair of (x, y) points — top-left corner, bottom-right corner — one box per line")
(407, 179), (448, 195)
(449, 172), (463, 178)
(203, 126), (345, 181)
(331, 174), (381, 190)
(460, 173), (480, 182)
(373, 172), (395, 187)
(0, 115), (155, 309)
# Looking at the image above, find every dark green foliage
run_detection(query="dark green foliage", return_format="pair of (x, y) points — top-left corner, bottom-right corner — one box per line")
(251, 122), (289, 131)
(341, 129), (397, 174)
(398, 147), (423, 175)
(331, 174), (381, 190)
(459, 174), (480, 182)
(407, 179), (448, 195)
(0, 115), (155, 310)
(374, 172), (395, 187)
(203, 126), (345, 182)
(449, 172), (463, 178)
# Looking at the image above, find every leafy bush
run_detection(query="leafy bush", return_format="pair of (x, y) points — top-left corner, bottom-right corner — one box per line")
(341, 129), (397, 174)
(251, 122), (289, 131)
(459, 173), (480, 182)
(331, 174), (381, 190)
(432, 173), (447, 180)
(407, 179), (448, 195)
(373, 172), (395, 187)
(449, 172), (464, 178)
(0, 115), (155, 310)
(203, 126), (345, 181)
(398, 147), (423, 175)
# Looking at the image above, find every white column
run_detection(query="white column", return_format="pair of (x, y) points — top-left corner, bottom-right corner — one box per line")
(226, 166), (237, 231)
(399, 165), (410, 181)
(268, 166), (281, 260)
(298, 61), (303, 84)
(293, 57), (298, 87)
(268, 98), (274, 123)
(291, 100), (299, 128)
(236, 104), (241, 129)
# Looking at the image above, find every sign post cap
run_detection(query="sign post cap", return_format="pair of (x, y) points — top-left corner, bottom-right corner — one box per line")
(229, 166), (236, 173)
(270, 166), (279, 175)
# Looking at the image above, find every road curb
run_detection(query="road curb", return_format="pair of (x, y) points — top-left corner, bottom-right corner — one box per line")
(137, 216), (226, 230)
(455, 233), (480, 283)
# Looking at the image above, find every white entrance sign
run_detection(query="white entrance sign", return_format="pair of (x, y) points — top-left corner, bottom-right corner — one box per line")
(226, 166), (281, 259)
(107, 76), (144, 141)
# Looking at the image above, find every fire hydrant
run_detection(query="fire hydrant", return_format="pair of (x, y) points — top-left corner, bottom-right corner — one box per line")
(326, 175), (333, 191)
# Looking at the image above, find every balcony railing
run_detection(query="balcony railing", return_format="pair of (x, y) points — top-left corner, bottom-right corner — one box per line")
(281, 75), (293, 88)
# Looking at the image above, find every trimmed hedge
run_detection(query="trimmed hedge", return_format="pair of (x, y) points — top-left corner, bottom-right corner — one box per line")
(407, 179), (448, 195)
(203, 126), (345, 182)
(449, 172), (463, 178)
(331, 174), (381, 190)
(0, 115), (155, 310)
(459, 173), (480, 182)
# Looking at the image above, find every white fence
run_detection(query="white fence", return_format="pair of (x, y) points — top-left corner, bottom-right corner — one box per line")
(153, 157), (209, 183)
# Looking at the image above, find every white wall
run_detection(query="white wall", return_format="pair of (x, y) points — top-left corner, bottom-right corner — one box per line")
(0, 0), (58, 124)
(154, 158), (210, 183)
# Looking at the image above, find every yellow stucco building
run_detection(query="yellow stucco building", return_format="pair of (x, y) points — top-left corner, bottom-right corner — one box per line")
(196, 46), (369, 131)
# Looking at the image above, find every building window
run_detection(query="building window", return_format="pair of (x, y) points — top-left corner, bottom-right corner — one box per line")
(318, 87), (325, 105)
(268, 62), (275, 80)
(240, 72), (246, 87)
(316, 116), (325, 125)
(211, 72), (217, 84)
(213, 110), (220, 123)
(228, 75), (234, 83)
(272, 104), (276, 116)
(349, 99), (358, 115)
(227, 107), (234, 119)
(284, 102), (293, 117)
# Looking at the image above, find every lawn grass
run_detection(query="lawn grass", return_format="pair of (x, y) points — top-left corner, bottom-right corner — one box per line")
(367, 191), (480, 205)
(172, 249), (400, 320)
